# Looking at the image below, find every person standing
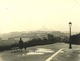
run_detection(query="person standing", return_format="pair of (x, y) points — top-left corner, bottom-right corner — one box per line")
(19, 38), (24, 52)
(24, 42), (27, 51)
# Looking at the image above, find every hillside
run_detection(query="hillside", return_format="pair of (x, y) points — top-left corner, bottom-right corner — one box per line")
(0, 31), (69, 40)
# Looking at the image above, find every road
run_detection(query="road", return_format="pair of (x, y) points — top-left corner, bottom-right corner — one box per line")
(0, 43), (80, 61)
(51, 48), (80, 61)
(0, 47), (58, 61)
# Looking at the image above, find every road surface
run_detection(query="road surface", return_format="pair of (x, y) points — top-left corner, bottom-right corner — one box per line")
(0, 43), (80, 61)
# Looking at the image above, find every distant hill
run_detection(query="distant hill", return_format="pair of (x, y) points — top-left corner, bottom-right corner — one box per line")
(0, 31), (69, 40)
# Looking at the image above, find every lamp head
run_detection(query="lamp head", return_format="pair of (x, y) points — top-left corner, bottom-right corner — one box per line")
(69, 22), (72, 27)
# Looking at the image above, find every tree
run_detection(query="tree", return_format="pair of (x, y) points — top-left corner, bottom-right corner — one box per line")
(71, 34), (80, 44)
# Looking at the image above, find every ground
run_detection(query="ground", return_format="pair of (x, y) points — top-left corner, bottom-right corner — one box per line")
(0, 43), (80, 61)
(51, 48), (80, 61)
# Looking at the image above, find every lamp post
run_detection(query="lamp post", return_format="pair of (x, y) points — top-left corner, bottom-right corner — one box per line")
(69, 22), (72, 49)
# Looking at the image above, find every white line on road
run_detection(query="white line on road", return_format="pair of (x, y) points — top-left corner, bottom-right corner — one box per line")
(45, 48), (63, 61)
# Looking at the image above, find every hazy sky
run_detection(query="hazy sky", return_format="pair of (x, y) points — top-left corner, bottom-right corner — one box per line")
(0, 0), (80, 33)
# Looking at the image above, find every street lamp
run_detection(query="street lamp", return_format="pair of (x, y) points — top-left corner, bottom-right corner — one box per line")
(69, 22), (72, 49)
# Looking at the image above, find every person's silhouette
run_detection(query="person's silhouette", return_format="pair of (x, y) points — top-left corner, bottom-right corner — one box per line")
(24, 42), (27, 51)
(19, 38), (24, 52)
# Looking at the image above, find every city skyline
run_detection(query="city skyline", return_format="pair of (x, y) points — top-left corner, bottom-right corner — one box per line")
(0, 0), (80, 33)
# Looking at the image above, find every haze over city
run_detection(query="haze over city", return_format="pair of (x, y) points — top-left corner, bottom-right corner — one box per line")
(0, 0), (80, 33)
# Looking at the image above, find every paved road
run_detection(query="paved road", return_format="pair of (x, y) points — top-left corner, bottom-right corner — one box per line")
(1, 43), (64, 61)
(51, 48), (80, 61)
(0, 48), (57, 61)
(0, 43), (80, 61)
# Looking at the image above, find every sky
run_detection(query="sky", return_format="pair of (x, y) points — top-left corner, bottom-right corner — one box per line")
(0, 0), (80, 33)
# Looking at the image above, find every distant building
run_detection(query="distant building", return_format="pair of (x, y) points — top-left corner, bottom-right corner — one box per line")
(14, 37), (31, 42)
(0, 37), (2, 40)
(8, 38), (14, 41)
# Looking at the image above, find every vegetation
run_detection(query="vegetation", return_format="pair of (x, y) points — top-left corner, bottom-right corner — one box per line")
(71, 33), (80, 44)
(1, 31), (80, 51)
(0, 33), (68, 51)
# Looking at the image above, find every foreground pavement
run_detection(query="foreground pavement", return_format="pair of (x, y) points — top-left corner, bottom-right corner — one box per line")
(51, 48), (80, 61)
(0, 43), (63, 61)
(0, 43), (80, 61)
